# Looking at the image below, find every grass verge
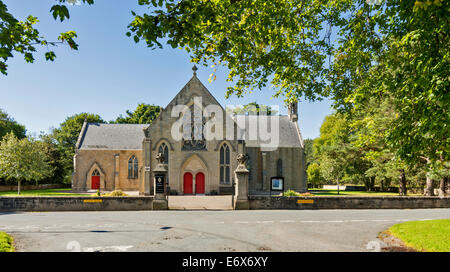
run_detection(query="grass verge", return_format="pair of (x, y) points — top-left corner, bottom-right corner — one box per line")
(0, 232), (15, 252)
(0, 188), (92, 197)
(309, 189), (420, 196)
(388, 219), (450, 252)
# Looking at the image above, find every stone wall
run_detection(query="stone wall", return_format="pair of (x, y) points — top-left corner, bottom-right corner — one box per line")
(0, 196), (153, 211)
(247, 196), (450, 209)
(1, 196), (448, 211)
(73, 149), (143, 191)
(247, 147), (306, 193)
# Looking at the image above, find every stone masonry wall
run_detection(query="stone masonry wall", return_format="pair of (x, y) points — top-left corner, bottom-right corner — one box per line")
(73, 149), (143, 191)
(248, 196), (450, 209)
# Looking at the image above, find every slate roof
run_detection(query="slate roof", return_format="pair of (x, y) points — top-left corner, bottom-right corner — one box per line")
(78, 123), (148, 150)
(234, 115), (303, 148)
(77, 115), (303, 150)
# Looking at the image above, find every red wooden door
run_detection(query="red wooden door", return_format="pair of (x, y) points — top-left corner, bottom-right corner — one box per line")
(183, 172), (193, 194)
(91, 175), (100, 189)
(195, 172), (205, 194)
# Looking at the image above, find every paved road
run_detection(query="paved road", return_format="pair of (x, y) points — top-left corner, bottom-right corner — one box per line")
(1, 209), (449, 252)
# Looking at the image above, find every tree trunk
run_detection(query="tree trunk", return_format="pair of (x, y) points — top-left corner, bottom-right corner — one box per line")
(18, 180), (21, 195)
(439, 177), (447, 196)
(398, 170), (407, 196)
(424, 176), (434, 196)
(367, 177), (375, 192)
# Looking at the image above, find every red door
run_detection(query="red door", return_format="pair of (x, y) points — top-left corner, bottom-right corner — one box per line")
(183, 172), (193, 194)
(91, 175), (100, 189)
(195, 172), (205, 194)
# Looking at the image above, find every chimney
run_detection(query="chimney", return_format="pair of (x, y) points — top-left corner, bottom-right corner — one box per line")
(288, 102), (298, 122)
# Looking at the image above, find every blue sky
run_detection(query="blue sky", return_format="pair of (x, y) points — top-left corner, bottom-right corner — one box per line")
(0, 0), (333, 139)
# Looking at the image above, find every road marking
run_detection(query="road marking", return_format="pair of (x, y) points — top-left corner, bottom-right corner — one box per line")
(256, 221), (273, 224)
(215, 221), (225, 224)
(82, 245), (133, 252)
(300, 220), (321, 223)
(234, 221), (249, 224)
(327, 220), (344, 223)
(280, 220), (296, 223)
(349, 220), (367, 222)
(370, 219), (389, 222)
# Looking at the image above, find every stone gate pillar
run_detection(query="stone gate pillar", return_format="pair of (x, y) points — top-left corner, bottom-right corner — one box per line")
(234, 154), (250, 210)
(153, 153), (168, 210)
(114, 154), (120, 191)
(143, 137), (152, 196)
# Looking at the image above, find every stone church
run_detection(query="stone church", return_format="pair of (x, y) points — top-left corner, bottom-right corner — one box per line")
(72, 67), (307, 195)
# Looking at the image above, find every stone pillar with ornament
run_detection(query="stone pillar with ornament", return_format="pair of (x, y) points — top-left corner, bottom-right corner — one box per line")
(153, 153), (168, 210)
(234, 153), (250, 210)
(142, 137), (152, 196)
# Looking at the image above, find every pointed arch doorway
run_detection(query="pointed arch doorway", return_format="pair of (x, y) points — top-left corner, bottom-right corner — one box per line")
(181, 155), (208, 195)
(91, 169), (100, 190)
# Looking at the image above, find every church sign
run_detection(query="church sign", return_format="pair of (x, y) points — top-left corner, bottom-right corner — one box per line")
(271, 177), (284, 191)
(155, 174), (165, 194)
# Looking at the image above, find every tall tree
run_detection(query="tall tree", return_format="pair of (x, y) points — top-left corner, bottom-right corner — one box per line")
(0, 0), (94, 75)
(329, 0), (449, 195)
(52, 113), (105, 176)
(0, 133), (51, 194)
(39, 133), (66, 185)
(128, 0), (338, 102)
(314, 113), (371, 190)
(306, 162), (323, 188)
(0, 108), (26, 139)
(112, 103), (161, 124)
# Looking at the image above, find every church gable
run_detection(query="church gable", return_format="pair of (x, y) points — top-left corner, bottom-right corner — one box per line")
(145, 67), (228, 140)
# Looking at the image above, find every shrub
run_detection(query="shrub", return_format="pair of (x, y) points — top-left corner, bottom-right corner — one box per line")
(102, 190), (128, 197)
(283, 189), (300, 196)
(0, 232), (14, 252)
(283, 190), (314, 197)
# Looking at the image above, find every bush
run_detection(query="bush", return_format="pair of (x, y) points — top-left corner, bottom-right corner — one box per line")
(102, 190), (128, 197)
(283, 189), (300, 196)
(0, 232), (14, 252)
(283, 190), (314, 197)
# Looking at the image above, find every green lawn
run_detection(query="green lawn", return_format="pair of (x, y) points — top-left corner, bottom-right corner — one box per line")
(0, 188), (92, 197)
(0, 232), (15, 252)
(388, 219), (450, 252)
(309, 189), (420, 196)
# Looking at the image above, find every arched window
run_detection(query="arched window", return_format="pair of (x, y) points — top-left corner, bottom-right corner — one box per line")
(128, 155), (139, 179)
(220, 143), (230, 184)
(158, 143), (169, 164)
(277, 158), (283, 177)
(92, 169), (100, 176)
(158, 143), (169, 185)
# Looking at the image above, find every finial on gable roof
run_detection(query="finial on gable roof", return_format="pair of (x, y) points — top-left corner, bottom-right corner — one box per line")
(192, 65), (198, 76)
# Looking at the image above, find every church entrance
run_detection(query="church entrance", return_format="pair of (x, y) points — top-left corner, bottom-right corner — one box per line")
(91, 170), (100, 189)
(183, 172), (193, 194)
(181, 155), (208, 195)
(195, 172), (205, 194)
